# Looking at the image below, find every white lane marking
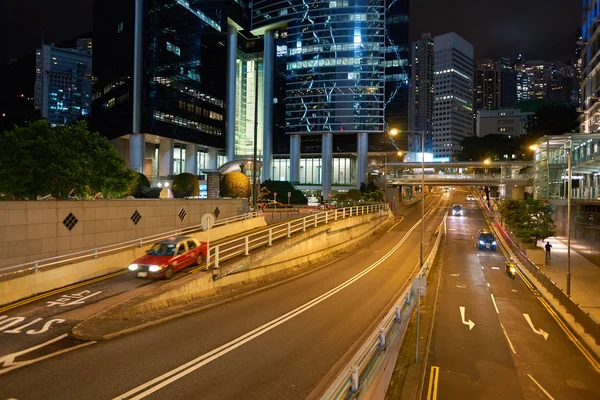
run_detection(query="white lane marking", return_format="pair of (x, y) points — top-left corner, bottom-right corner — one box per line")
(487, 282), (490, 288)
(450, 273), (459, 277)
(490, 294), (499, 314)
(481, 266), (484, 270)
(0, 339), (95, 376)
(491, 267), (500, 270)
(113, 217), (425, 400)
(523, 314), (549, 340)
(500, 323), (517, 354)
(0, 334), (69, 367)
(0, 316), (66, 335)
(46, 290), (102, 307)
(456, 284), (466, 289)
(459, 306), (475, 330)
(511, 289), (518, 292)
(527, 374), (555, 400)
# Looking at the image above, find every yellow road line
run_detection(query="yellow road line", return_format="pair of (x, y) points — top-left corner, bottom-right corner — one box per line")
(386, 217), (405, 232)
(0, 269), (128, 314)
(426, 365), (439, 400)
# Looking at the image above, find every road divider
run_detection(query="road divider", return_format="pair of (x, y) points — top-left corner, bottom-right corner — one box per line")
(319, 210), (447, 399)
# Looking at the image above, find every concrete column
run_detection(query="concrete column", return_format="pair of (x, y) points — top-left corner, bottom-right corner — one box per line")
(129, 0), (145, 173)
(290, 134), (301, 183)
(262, 30), (274, 181)
(185, 143), (198, 175)
(356, 132), (368, 189)
(321, 133), (333, 199)
(226, 25), (237, 162)
(159, 139), (173, 178)
(208, 147), (218, 170)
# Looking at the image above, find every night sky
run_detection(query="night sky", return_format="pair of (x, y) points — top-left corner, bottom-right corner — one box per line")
(0, 0), (582, 64)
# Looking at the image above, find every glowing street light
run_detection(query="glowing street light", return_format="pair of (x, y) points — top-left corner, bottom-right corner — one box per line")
(484, 158), (491, 165)
(389, 128), (399, 136)
(397, 150), (404, 157)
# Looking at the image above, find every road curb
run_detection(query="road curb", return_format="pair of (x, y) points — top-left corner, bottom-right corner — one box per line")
(72, 217), (398, 341)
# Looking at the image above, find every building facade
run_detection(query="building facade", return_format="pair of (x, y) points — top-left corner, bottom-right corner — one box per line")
(431, 32), (474, 159)
(581, 0), (600, 132)
(476, 108), (527, 138)
(474, 59), (501, 111)
(409, 33), (434, 153)
(91, 0), (238, 180)
(34, 43), (93, 125)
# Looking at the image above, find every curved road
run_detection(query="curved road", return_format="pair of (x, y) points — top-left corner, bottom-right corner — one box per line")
(0, 194), (448, 399)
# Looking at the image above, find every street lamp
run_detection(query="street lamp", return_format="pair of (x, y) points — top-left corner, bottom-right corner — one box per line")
(400, 130), (426, 272)
(530, 140), (572, 296)
(389, 128), (399, 136)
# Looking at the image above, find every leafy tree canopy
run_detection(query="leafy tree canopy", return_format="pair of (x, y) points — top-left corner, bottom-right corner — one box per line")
(499, 199), (556, 243)
(172, 173), (200, 198)
(348, 189), (362, 202)
(0, 120), (137, 200)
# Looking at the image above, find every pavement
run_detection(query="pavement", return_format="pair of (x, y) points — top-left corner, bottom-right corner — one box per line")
(538, 237), (600, 323)
(406, 188), (600, 400)
(0, 194), (449, 400)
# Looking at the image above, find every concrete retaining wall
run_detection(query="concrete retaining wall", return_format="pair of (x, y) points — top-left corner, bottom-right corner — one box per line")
(111, 210), (393, 318)
(0, 198), (247, 268)
(0, 216), (266, 306)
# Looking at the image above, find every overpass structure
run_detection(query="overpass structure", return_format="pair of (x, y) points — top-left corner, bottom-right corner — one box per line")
(380, 161), (533, 186)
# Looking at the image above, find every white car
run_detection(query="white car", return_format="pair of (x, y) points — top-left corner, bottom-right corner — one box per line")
(452, 204), (465, 216)
(466, 194), (476, 201)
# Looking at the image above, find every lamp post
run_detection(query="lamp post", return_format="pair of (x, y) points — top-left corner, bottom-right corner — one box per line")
(400, 130), (426, 271)
(530, 140), (572, 296)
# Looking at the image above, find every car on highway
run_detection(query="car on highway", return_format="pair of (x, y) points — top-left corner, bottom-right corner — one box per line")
(477, 229), (497, 251)
(128, 236), (207, 279)
(451, 204), (465, 216)
(466, 194), (476, 201)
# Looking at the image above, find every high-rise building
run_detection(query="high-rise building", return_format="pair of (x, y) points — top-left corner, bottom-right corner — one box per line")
(250, 0), (409, 195)
(34, 43), (93, 126)
(431, 32), (474, 159)
(581, 0), (600, 132)
(409, 33), (434, 153)
(474, 59), (501, 111)
(92, 0), (240, 179)
(514, 54), (530, 102)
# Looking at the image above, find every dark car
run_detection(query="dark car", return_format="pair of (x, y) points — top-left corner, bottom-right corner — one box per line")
(477, 229), (497, 250)
(128, 236), (207, 279)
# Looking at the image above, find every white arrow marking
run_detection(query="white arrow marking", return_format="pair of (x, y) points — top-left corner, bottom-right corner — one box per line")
(523, 314), (549, 340)
(460, 306), (475, 330)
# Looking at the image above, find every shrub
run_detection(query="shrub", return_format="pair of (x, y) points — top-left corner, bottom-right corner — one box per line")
(172, 173), (199, 198)
(137, 172), (150, 188)
(220, 172), (251, 198)
(261, 180), (307, 205)
(348, 189), (362, 204)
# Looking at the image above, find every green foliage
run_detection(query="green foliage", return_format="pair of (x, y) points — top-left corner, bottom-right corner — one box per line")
(359, 182), (368, 193)
(137, 173), (150, 188)
(336, 192), (348, 202)
(499, 199), (556, 243)
(261, 180), (307, 204)
(0, 120), (137, 200)
(348, 189), (362, 203)
(220, 172), (251, 198)
(172, 173), (199, 198)
(258, 186), (272, 202)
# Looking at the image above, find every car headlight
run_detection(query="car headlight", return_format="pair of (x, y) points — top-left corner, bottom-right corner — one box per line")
(510, 266), (516, 273)
(128, 264), (139, 271)
(479, 240), (485, 245)
(148, 265), (161, 272)
(492, 241), (497, 246)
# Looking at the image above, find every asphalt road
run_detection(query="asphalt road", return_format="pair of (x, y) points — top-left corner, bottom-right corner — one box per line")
(0, 194), (449, 400)
(424, 188), (600, 400)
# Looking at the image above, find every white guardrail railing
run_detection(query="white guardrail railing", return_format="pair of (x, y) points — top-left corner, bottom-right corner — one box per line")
(0, 211), (264, 278)
(209, 204), (390, 277)
(320, 212), (448, 399)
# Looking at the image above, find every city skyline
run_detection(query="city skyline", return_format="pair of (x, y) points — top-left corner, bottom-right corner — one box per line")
(0, 0), (581, 64)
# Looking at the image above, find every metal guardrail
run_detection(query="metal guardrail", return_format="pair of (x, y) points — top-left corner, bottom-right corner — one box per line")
(0, 211), (264, 279)
(320, 212), (448, 399)
(477, 197), (600, 344)
(209, 204), (389, 277)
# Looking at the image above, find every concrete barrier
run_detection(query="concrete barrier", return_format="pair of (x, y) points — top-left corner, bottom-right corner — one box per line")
(74, 210), (393, 327)
(0, 217), (267, 306)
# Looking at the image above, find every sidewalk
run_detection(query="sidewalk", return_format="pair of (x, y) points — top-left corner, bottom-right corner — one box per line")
(538, 237), (600, 323)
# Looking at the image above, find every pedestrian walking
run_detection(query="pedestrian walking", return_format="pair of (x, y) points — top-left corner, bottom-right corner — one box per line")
(545, 241), (552, 260)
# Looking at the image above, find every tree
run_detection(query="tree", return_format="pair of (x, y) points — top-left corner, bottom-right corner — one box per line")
(258, 186), (271, 202)
(348, 189), (362, 205)
(359, 182), (368, 193)
(525, 103), (579, 136)
(172, 173), (199, 198)
(220, 172), (250, 198)
(499, 199), (555, 244)
(0, 120), (137, 199)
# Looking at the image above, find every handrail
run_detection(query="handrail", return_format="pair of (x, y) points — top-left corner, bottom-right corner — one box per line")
(0, 211), (263, 278)
(208, 204), (390, 277)
(320, 212), (447, 399)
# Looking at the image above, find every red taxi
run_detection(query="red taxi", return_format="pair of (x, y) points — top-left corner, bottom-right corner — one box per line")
(128, 236), (207, 279)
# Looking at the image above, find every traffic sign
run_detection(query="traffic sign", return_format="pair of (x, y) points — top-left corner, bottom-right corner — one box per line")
(213, 207), (220, 218)
(202, 213), (215, 230)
